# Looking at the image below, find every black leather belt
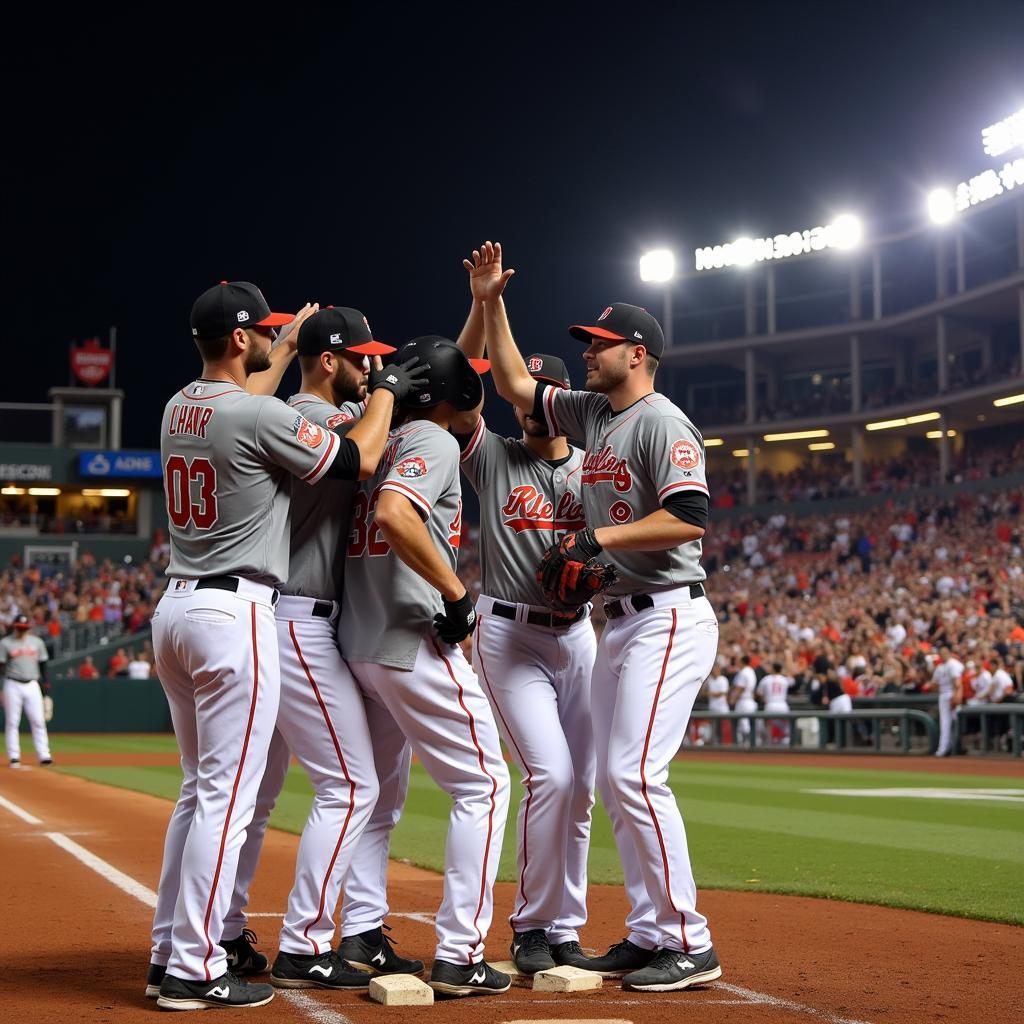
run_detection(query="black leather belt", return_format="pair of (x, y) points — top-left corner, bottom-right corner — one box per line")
(491, 602), (587, 629)
(604, 582), (705, 619)
(195, 575), (280, 604)
(310, 600), (334, 618)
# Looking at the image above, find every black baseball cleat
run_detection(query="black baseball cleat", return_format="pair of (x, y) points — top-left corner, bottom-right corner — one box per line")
(428, 959), (511, 997)
(338, 924), (424, 975)
(221, 928), (269, 974)
(270, 950), (371, 989)
(40, 758), (53, 766)
(9, 760), (20, 770)
(510, 929), (555, 975)
(145, 962), (166, 999)
(621, 945), (722, 991)
(582, 938), (657, 978)
(550, 940), (594, 970)
(157, 970), (274, 1010)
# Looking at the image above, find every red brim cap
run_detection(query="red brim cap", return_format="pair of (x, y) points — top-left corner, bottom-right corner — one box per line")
(348, 340), (397, 355)
(469, 358), (491, 374)
(532, 374), (570, 389)
(256, 311), (296, 327)
(569, 324), (626, 341)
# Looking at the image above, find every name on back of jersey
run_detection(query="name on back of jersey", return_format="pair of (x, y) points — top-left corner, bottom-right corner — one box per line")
(167, 404), (214, 439)
(502, 485), (585, 534)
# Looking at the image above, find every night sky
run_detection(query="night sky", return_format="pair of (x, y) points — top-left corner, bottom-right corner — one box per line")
(5, 1), (1024, 447)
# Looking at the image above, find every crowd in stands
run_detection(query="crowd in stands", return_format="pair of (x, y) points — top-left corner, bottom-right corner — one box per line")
(701, 486), (1024, 712)
(709, 435), (1024, 507)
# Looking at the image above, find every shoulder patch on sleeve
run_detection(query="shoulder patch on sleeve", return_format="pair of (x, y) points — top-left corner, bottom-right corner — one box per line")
(670, 438), (702, 470)
(326, 410), (355, 428)
(292, 416), (325, 448)
(395, 456), (428, 479)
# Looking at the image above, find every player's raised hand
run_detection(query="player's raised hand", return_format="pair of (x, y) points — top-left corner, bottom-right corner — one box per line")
(463, 240), (515, 302)
(275, 302), (319, 351)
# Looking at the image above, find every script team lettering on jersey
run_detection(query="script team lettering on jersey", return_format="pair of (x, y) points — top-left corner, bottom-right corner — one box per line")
(580, 445), (632, 492)
(501, 485), (586, 534)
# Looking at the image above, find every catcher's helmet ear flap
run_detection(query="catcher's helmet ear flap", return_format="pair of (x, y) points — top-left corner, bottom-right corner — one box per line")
(398, 336), (487, 412)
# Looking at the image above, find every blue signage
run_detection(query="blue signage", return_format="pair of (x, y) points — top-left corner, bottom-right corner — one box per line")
(79, 450), (162, 478)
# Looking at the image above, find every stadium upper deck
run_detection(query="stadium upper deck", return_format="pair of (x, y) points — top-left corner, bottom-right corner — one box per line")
(654, 118), (1024, 505)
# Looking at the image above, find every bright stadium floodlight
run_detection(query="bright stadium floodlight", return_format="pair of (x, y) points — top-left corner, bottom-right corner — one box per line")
(830, 214), (862, 250)
(704, 438), (725, 447)
(982, 108), (1024, 157)
(639, 249), (676, 283)
(927, 188), (956, 225)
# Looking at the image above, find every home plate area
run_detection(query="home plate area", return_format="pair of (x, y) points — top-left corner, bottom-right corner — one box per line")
(252, 909), (873, 1024)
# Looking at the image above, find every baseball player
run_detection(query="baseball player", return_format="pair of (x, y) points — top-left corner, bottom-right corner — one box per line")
(931, 647), (964, 757)
(482, 262), (722, 993)
(218, 307), (428, 988)
(730, 656), (758, 745)
(701, 664), (730, 744)
(451, 242), (597, 975)
(148, 282), (411, 1011)
(756, 662), (792, 745)
(339, 337), (513, 997)
(2, 614), (52, 768)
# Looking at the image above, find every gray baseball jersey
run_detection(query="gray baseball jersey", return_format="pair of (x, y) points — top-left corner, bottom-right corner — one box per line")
(539, 388), (709, 595)
(0, 633), (48, 681)
(161, 380), (341, 587)
(459, 416), (586, 605)
(341, 420), (463, 670)
(284, 393), (365, 601)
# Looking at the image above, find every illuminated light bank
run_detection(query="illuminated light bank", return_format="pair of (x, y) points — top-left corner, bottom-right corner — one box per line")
(694, 215), (861, 272)
(955, 157), (1024, 212)
(981, 108), (1024, 157)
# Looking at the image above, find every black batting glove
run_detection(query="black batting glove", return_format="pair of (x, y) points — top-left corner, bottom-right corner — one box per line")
(369, 356), (428, 404)
(433, 591), (477, 644)
(565, 527), (602, 560)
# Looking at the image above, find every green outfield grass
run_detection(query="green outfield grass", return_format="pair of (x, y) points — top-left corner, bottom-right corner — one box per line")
(46, 734), (1024, 926)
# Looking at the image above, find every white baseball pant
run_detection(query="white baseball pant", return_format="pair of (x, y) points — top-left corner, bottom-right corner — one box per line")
(591, 585), (719, 955)
(4, 678), (50, 763)
(224, 597), (380, 952)
(150, 577), (280, 982)
(345, 637), (510, 964)
(473, 600), (596, 943)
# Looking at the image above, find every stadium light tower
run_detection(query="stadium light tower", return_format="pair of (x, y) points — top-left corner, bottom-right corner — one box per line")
(639, 248), (676, 347)
(927, 188), (956, 225)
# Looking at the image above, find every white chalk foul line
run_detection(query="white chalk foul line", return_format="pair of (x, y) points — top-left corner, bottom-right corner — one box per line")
(719, 982), (875, 1024)
(44, 831), (158, 908)
(280, 989), (355, 1024)
(0, 792), (44, 825)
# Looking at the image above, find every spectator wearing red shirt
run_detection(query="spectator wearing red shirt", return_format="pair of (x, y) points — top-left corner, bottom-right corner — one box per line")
(78, 656), (100, 679)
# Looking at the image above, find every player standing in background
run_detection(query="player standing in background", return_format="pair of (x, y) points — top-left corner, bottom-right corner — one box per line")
(149, 282), (390, 1011)
(756, 661), (792, 746)
(730, 655), (758, 746)
(482, 255), (722, 993)
(340, 337), (513, 997)
(703, 661), (731, 745)
(931, 646), (964, 757)
(2, 614), (52, 768)
(451, 242), (597, 976)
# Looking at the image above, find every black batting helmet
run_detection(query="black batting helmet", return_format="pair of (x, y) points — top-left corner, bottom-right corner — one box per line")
(399, 336), (490, 412)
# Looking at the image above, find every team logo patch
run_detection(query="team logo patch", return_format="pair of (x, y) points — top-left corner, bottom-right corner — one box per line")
(527, 356), (543, 373)
(237, 310), (250, 322)
(597, 306), (613, 321)
(327, 410), (355, 427)
(295, 418), (325, 448)
(671, 439), (701, 470)
(609, 500), (634, 524)
(396, 457), (427, 478)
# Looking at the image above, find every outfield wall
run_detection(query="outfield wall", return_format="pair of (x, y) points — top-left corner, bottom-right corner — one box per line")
(0, 677), (171, 732)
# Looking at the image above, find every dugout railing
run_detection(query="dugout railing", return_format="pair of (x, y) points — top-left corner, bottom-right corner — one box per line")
(685, 709), (939, 755)
(953, 704), (1024, 757)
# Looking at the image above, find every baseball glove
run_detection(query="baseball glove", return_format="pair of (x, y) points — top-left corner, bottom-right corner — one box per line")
(537, 528), (618, 613)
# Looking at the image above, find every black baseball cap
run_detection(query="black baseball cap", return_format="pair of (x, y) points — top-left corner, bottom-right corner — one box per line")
(12, 614), (30, 628)
(190, 281), (294, 341)
(568, 302), (665, 359)
(526, 353), (571, 389)
(297, 307), (396, 357)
